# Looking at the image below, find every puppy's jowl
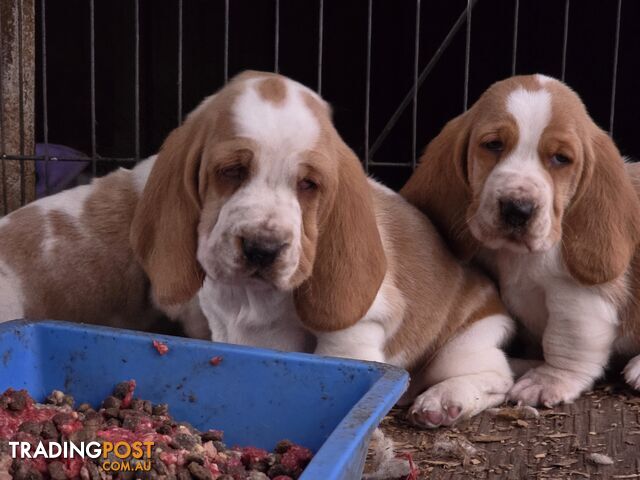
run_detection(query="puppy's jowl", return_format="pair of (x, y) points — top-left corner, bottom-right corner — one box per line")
(131, 71), (516, 428)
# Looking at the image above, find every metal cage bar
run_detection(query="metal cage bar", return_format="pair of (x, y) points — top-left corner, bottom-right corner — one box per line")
(317, 0), (324, 94)
(224, 0), (229, 83)
(90, 0), (97, 175)
(134, 0), (140, 160)
(411, 0), (421, 168)
(609, 0), (622, 136)
(561, 0), (570, 81)
(2, 154), (137, 164)
(463, 0), (471, 111)
(177, 0), (183, 124)
(363, 0), (372, 170)
(40, 0), (49, 197)
(512, 0), (519, 75)
(274, 0), (280, 74)
(18, 0), (26, 206)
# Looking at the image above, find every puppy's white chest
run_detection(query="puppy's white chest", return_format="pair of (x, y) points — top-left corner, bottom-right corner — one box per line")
(198, 278), (313, 352)
(495, 248), (563, 339)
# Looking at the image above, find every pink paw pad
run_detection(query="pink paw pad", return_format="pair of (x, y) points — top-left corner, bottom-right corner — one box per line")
(447, 405), (461, 420)
(408, 404), (463, 429)
(424, 410), (444, 426)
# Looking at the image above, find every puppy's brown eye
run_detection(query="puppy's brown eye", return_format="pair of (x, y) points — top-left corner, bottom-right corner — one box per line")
(298, 178), (318, 191)
(219, 164), (247, 180)
(483, 140), (504, 152)
(551, 154), (572, 166)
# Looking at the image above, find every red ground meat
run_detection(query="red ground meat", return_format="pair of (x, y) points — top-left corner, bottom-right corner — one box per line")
(152, 340), (169, 356)
(0, 390), (61, 439)
(280, 445), (313, 473)
(2, 383), (314, 479)
(118, 380), (136, 408)
(241, 446), (269, 466)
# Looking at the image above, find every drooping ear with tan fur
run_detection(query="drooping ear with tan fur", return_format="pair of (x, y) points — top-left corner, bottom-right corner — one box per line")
(130, 120), (206, 307)
(400, 112), (479, 261)
(294, 142), (387, 332)
(562, 128), (640, 285)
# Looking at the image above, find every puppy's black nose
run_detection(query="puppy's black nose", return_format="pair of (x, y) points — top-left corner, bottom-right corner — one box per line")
(240, 237), (285, 268)
(499, 198), (535, 228)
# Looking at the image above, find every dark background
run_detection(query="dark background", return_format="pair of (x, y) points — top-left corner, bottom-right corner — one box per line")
(35, 0), (639, 191)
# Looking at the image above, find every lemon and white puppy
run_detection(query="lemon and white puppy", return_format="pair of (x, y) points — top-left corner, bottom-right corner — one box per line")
(131, 71), (516, 427)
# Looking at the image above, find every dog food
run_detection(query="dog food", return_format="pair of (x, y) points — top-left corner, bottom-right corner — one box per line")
(152, 340), (169, 356)
(0, 382), (312, 479)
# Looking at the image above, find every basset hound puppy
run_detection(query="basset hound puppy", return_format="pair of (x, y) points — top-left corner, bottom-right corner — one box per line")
(402, 74), (640, 407)
(0, 158), (209, 338)
(130, 71), (515, 427)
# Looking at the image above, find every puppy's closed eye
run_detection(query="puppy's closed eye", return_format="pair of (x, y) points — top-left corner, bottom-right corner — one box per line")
(297, 178), (318, 192)
(218, 163), (248, 180)
(213, 149), (254, 191)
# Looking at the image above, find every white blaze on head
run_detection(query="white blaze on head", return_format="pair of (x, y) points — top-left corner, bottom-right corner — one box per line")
(506, 87), (552, 158)
(233, 78), (320, 153)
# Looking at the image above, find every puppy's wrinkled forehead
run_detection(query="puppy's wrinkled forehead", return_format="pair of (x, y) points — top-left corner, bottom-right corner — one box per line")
(477, 74), (589, 132)
(185, 72), (331, 151)
(232, 74), (326, 151)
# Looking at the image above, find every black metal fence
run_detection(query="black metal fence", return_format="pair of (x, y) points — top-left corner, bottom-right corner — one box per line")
(0, 0), (635, 214)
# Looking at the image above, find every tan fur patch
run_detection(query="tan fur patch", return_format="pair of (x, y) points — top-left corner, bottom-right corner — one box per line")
(368, 186), (506, 374)
(0, 171), (160, 329)
(48, 210), (83, 241)
(257, 77), (287, 104)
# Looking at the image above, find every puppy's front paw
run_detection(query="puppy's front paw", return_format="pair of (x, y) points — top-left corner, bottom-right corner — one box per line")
(508, 365), (589, 407)
(408, 383), (463, 429)
(623, 355), (640, 390)
(408, 375), (508, 429)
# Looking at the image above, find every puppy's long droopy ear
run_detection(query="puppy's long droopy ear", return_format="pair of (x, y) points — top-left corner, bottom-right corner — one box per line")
(294, 142), (387, 332)
(130, 120), (206, 307)
(400, 112), (479, 261)
(562, 128), (640, 285)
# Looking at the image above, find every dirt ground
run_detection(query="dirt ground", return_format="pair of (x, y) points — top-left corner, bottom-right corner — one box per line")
(365, 383), (640, 479)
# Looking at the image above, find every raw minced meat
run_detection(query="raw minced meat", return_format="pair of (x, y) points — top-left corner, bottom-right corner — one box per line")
(0, 383), (312, 479)
(209, 357), (223, 367)
(152, 341), (169, 356)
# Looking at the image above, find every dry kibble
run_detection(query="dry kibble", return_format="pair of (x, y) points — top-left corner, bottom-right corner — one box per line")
(101, 395), (121, 409)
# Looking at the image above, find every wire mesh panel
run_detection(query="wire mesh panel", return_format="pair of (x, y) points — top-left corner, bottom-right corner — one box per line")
(0, 0), (635, 214)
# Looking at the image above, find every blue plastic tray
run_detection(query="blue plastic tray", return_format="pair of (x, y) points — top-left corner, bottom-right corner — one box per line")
(0, 320), (408, 480)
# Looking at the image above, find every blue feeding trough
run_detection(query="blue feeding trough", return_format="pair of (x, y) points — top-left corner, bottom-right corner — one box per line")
(0, 320), (409, 480)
